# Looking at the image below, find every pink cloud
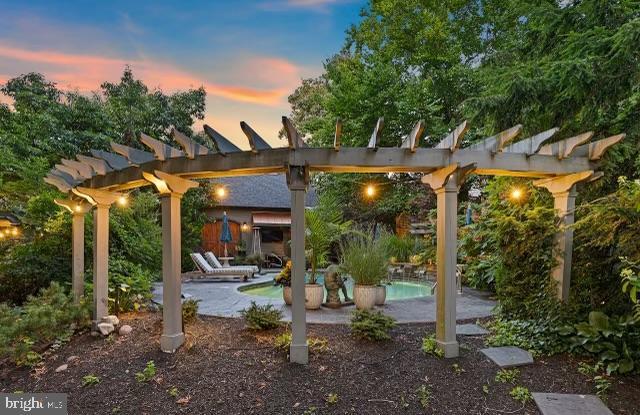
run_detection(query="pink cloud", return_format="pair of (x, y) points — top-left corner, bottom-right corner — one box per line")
(0, 43), (302, 106)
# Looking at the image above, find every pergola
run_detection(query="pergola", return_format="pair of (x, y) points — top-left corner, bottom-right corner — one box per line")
(44, 116), (623, 364)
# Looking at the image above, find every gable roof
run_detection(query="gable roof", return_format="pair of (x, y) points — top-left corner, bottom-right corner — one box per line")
(210, 174), (317, 209)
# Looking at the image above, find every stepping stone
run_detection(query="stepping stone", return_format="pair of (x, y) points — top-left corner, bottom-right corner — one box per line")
(480, 346), (533, 368)
(533, 393), (613, 415)
(456, 323), (489, 335)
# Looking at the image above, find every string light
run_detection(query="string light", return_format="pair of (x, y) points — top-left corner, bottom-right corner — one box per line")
(365, 184), (376, 198)
(510, 187), (524, 201)
(117, 195), (129, 207)
(216, 187), (227, 199)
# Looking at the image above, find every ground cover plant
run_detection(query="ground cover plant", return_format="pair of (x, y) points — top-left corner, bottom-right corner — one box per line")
(241, 302), (283, 331)
(350, 309), (396, 341)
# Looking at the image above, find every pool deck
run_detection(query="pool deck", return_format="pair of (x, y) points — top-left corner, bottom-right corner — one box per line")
(152, 273), (496, 324)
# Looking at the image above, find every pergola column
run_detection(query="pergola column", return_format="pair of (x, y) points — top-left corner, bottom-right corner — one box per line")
(423, 164), (472, 358)
(534, 171), (594, 302)
(287, 165), (309, 364)
(73, 187), (123, 328)
(143, 170), (198, 352)
(55, 199), (92, 303)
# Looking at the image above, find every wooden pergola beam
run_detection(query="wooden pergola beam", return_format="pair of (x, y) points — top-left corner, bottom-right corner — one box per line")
(368, 117), (384, 151)
(240, 121), (272, 153)
(401, 120), (425, 153)
(572, 133), (625, 161)
(203, 124), (242, 155)
(171, 129), (213, 159)
(282, 117), (307, 149)
(140, 133), (185, 161)
(502, 127), (559, 156)
(465, 124), (522, 153)
(537, 131), (593, 159)
(90, 150), (131, 170)
(110, 143), (155, 165)
(434, 120), (469, 152)
(333, 118), (342, 152)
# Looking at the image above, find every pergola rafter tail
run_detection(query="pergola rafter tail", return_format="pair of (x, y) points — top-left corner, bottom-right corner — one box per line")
(43, 118), (624, 364)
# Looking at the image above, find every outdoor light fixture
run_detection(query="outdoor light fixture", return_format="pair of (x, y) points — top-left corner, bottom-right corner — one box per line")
(510, 187), (524, 201)
(216, 187), (226, 199)
(365, 184), (376, 198)
(117, 194), (129, 207)
(241, 222), (249, 232)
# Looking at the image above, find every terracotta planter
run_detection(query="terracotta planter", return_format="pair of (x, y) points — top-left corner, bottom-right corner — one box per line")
(305, 284), (324, 310)
(283, 286), (292, 305)
(375, 285), (387, 306)
(353, 284), (377, 310)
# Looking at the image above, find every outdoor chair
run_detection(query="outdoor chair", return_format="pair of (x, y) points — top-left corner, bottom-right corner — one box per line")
(189, 253), (252, 281)
(204, 251), (259, 275)
(262, 253), (284, 268)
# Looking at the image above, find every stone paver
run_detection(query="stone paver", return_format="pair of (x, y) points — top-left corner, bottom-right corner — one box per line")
(533, 393), (613, 415)
(480, 346), (533, 368)
(152, 273), (496, 324)
(456, 323), (489, 335)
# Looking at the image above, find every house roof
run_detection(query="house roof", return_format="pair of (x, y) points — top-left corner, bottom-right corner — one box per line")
(210, 174), (317, 209)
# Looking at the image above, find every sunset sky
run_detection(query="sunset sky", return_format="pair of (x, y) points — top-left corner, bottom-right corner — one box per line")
(0, 0), (364, 148)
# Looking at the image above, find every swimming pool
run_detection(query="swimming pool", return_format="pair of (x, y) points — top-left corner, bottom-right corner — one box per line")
(240, 277), (433, 301)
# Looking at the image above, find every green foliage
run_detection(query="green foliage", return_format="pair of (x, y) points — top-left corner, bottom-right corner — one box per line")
(240, 301), (282, 331)
(594, 375), (612, 401)
(82, 374), (100, 387)
(384, 234), (423, 263)
(305, 193), (351, 283)
(495, 369), (520, 384)
(273, 331), (328, 354)
(621, 259), (640, 321)
(560, 311), (639, 375)
(135, 361), (156, 383)
(274, 260), (292, 287)
(509, 386), (532, 404)
(417, 384), (432, 409)
(339, 232), (389, 286)
(0, 282), (90, 366)
(350, 309), (395, 341)
(107, 258), (153, 314)
(325, 393), (338, 405)
(182, 299), (200, 325)
(421, 334), (444, 358)
(486, 317), (567, 356)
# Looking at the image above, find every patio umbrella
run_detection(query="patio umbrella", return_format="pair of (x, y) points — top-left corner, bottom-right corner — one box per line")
(220, 211), (233, 257)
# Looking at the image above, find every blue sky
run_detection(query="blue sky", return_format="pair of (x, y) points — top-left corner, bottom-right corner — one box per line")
(0, 0), (365, 147)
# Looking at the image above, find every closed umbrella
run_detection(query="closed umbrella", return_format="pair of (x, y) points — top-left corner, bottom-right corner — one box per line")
(220, 211), (233, 257)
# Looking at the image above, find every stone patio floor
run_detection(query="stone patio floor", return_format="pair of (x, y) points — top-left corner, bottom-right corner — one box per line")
(152, 273), (496, 324)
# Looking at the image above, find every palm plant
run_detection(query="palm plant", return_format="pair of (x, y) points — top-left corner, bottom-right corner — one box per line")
(304, 194), (351, 284)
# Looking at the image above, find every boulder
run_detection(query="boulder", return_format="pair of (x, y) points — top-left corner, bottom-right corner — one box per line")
(97, 322), (115, 336)
(119, 325), (133, 336)
(55, 364), (68, 373)
(101, 315), (120, 326)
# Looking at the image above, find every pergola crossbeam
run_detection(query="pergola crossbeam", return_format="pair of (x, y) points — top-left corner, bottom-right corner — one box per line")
(465, 124), (522, 153)
(140, 133), (185, 161)
(171, 129), (213, 159)
(434, 120), (468, 152)
(333, 118), (342, 152)
(111, 142), (156, 165)
(203, 124), (241, 155)
(537, 131), (593, 159)
(240, 121), (272, 153)
(368, 117), (383, 150)
(502, 127), (559, 156)
(282, 117), (307, 149)
(77, 155), (113, 175)
(62, 159), (94, 179)
(572, 133), (625, 161)
(90, 150), (131, 170)
(55, 164), (83, 181)
(401, 120), (425, 153)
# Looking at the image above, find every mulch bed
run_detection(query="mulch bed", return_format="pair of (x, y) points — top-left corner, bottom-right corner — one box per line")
(1, 312), (638, 415)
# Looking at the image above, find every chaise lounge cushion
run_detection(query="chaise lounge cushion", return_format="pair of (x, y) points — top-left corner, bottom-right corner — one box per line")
(190, 253), (253, 277)
(204, 252), (259, 274)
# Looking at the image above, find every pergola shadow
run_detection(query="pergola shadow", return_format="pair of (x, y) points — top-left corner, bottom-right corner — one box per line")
(45, 116), (624, 364)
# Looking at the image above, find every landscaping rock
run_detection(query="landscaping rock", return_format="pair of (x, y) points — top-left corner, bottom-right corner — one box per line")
(533, 393), (613, 415)
(119, 325), (133, 335)
(66, 355), (80, 363)
(480, 346), (533, 368)
(101, 315), (120, 326)
(456, 323), (489, 335)
(97, 322), (115, 336)
(54, 364), (68, 373)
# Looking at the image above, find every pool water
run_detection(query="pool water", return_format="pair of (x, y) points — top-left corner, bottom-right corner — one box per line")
(241, 276), (433, 301)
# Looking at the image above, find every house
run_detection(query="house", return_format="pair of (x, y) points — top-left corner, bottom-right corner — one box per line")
(203, 174), (317, 259)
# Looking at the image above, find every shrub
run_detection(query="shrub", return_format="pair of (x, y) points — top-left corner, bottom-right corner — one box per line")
(107, 258), (153, 314)
(135, 361), (156, 382)
(384, 234), (422, 263)
(350, 309), (396, 341)
(82, 374), (100, 387)
(421, 334), (444, 358)
(182, 299), (200, 324)
(273, 331), (329, 354)
(485, 317), (567, 356)
(0, 282), (90, 366)
(509, 386), (532, 404)
(495, 369), (519, 383)
(241, 301), (282, 330)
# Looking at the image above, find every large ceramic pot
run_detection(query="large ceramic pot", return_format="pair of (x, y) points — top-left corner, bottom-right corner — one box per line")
(305, 284), (324, 310)
(283, 286), (292, 305)
(375, 285), (387, 306)
(353, 284), (377, 310)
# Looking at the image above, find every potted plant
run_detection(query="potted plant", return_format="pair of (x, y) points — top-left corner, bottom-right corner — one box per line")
(340, 234), (389, 310)
(376, 280), (388, 306)
(304, 197), (350, 310)
(274, 260), (292, 305)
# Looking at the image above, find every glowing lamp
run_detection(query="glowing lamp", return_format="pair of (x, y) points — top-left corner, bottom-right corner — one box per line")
(117, 195), (128, 207)
(510, 188), (523, 201)
(365, 184), (376, 198)
(216, 187), (226, 199)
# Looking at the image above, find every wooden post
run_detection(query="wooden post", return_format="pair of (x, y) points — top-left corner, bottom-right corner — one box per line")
(143, 171), (198, 352)
(287, 165), (308, 364)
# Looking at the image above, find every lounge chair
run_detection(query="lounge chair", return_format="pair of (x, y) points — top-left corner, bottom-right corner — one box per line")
(204, 251), (259, 275)
(189, 253), (252, 281)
